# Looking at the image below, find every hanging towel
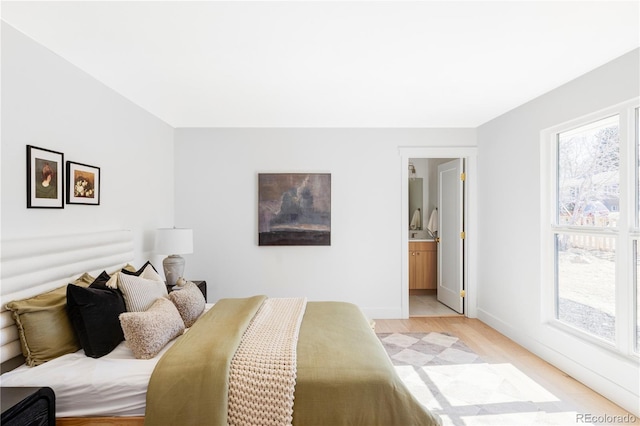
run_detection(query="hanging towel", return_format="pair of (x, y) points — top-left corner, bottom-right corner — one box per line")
(427, 208), (438, 234)
(410, 209), (421, 230)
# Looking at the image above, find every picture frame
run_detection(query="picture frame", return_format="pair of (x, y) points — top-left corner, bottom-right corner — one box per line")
(258, 173), (331, 246)
(26, 145), (64, 208)
(66, 161), (100, 205)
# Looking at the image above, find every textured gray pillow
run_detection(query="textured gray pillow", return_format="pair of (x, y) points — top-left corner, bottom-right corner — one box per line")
(169, 282), (206, 328)
(119, 298), (185, 359)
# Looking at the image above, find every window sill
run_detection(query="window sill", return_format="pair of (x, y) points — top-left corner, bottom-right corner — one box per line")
(546, 319), (640, 364)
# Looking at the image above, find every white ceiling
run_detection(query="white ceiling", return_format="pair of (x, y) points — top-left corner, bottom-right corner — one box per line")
(2, 1), (639, 128)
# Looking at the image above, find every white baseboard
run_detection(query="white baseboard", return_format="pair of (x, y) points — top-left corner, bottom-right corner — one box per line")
(476, 308), (640, 416)
(362, 307), (402, 320)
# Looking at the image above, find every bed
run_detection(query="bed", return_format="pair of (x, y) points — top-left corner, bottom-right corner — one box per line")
(1, 230), (440, 425)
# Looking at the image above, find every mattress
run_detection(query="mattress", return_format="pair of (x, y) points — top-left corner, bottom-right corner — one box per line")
(0, 305), (212, 417)
(0, 340), (165, 417)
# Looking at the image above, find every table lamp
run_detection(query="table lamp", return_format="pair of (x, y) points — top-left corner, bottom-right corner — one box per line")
(155, 228), (193, 286)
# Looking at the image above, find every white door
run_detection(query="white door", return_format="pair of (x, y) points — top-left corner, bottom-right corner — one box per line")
(437, 159), (464, 313)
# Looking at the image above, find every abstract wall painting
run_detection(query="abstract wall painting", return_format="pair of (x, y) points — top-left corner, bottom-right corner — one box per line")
(258, 173), (331, 246)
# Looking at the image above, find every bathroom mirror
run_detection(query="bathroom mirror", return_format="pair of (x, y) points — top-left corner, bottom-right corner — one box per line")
(408, 178), (423, 229)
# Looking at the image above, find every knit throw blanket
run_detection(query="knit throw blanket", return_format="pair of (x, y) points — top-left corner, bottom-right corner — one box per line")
(227, 297), (308, 426)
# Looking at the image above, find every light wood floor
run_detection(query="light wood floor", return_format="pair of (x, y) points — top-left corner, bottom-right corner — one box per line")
(375, 316), (639, 423)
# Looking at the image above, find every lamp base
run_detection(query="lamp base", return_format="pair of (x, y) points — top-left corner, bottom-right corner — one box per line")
(163, 255), (185, 286)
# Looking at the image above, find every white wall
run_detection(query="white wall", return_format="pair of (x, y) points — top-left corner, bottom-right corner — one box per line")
(477, 48), (640, 413)
(1, 23), (175, 262)
(174, 128), (475, 317)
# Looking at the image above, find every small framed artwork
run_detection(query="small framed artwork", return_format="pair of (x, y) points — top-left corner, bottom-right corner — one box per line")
(26, 145), (64, 208)
(258, 173), (331, 246)
(66, 161), (100, 205)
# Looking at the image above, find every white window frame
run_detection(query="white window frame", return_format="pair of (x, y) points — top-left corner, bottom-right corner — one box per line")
(541, 98), (640, 359)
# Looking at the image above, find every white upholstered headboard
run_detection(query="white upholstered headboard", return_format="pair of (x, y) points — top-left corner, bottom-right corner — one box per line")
(1, 230), (134, 369)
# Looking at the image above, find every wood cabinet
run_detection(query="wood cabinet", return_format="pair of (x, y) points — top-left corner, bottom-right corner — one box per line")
(409, 241), (436, 290)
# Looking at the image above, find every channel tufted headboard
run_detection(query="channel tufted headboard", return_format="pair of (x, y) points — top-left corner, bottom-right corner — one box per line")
(1, 230), (134, 372)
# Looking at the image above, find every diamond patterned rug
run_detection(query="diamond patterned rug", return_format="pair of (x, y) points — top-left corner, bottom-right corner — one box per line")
(378, 332), (482, 367)
(378, 332), (590, 426)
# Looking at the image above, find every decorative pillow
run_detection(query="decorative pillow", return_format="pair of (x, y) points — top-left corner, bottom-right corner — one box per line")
(87, 270), (112, 289)
(5, 273), (94, 366)
(121, 261), (160, 277)
(117, 272), (169, 312)
(90, 268), (126, 307)
(107, 262), (162, 289)
(118, 263), (139, 274)
(75, 272), (96, 286)
(138, 263), (163, 282)
(66, 273), (127, 358)
(169, 282), (206, 327)
(119, 298), (185, 359)
(105, 263), (144, 289)
(89, 270), (126, 301)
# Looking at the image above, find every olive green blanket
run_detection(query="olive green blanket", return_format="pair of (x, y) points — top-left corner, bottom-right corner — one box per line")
(145, 296), (440, 426)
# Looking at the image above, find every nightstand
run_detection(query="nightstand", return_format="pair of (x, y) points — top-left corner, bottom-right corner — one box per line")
(166, 280), (207, 302)
(1, 387), (55, 426)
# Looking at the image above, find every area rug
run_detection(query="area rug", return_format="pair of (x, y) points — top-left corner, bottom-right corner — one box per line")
(378, 332), (590, 426)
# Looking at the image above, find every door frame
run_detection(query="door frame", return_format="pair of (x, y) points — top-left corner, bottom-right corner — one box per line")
(399, 146), (478, 319)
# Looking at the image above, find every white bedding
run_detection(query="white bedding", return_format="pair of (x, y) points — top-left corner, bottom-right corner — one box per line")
(0, 304), (212, 418)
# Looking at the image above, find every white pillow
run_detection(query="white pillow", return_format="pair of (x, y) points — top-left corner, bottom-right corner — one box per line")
(117, 272), (169, 312)
(139, 263), (164, 282)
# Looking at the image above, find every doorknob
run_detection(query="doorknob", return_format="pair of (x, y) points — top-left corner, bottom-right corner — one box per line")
(435, 237), (440, 243)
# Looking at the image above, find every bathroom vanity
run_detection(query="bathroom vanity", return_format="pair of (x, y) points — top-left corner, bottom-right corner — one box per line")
(409, 240), (437, 290)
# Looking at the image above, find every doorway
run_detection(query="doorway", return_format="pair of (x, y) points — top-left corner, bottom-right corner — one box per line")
(400, 147), (478, 319)
(408, 158), (464, 317)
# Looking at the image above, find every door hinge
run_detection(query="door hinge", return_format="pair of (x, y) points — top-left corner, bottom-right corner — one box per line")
(460, 290), (466, 297)
(460, 231), (465, 240)
(460, 172), (466, 181)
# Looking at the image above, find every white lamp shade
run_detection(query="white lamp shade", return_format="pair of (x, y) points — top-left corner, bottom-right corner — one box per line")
(155, 228), (193, 255)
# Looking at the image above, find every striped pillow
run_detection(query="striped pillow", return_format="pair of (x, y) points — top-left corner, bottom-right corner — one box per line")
(106, 263), (158, 289)
(117, 272), (168, 312)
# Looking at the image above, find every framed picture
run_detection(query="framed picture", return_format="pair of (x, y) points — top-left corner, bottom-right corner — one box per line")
(26, 145), (64, 208)
(66, 161), (100, 205)
(258, 173), (331, 246)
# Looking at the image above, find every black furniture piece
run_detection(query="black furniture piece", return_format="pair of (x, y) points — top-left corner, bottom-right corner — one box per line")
(166, 280), (207, 302)
(1, 387), (55, 426)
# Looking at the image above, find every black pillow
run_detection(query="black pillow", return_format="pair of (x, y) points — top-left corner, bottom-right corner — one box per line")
(88, 270), (126, 306)
(88, 270), (112, 289)
(120, 261), (158, 277)
(66, 273), (126, 358)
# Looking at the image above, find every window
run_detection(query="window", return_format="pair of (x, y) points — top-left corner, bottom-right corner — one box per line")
(635, 107), (640, 353)
(544, 99), (639, 357)
(555, 116), (619, 342)
(635, 240), (639, 352)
